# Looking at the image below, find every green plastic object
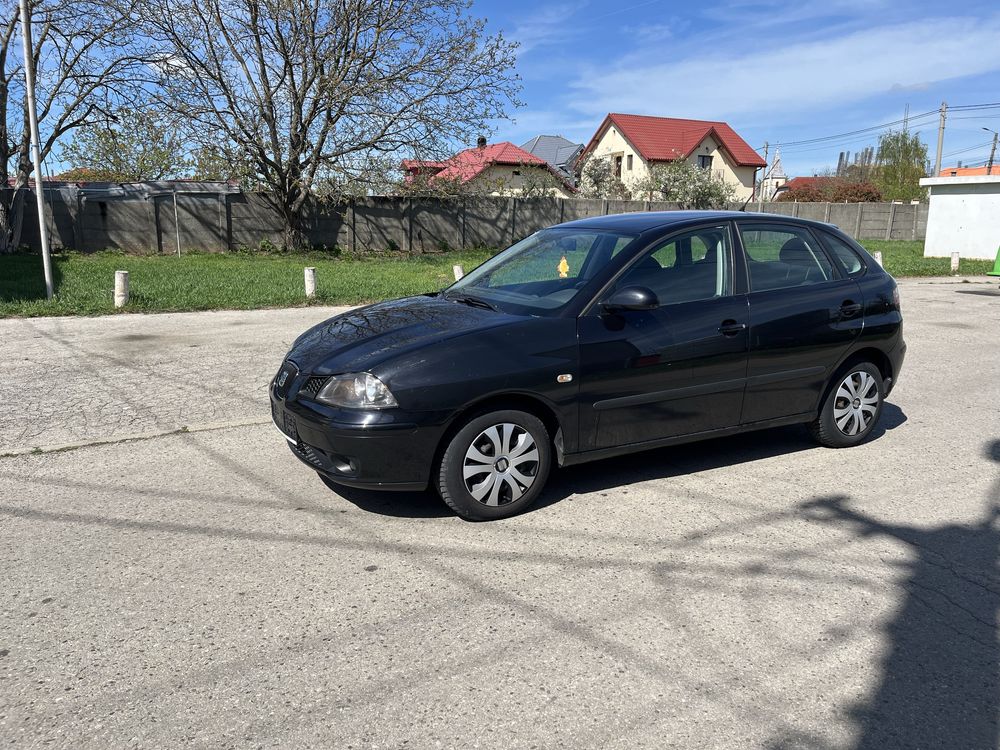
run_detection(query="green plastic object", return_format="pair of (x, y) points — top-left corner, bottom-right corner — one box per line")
(990, 246), (1000, 277)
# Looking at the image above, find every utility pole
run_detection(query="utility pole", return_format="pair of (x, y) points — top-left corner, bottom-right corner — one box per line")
(18, 0), (53, 300)
(757, 141), (769, 213)
(985, 128), (998, 176)
(934, 101), (947, 177)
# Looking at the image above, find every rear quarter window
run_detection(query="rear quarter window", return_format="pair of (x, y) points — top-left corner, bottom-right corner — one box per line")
(821, 232), (867, 276)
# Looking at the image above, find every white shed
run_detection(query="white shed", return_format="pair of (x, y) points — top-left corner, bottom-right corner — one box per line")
(919, 175), (1000, 260)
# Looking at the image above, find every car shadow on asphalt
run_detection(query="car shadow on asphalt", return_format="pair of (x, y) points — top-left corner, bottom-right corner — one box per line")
(768, 438), (1000, 750)
(329, 402), (907, 519)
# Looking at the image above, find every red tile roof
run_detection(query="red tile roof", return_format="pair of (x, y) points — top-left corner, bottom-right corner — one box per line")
(783, 176), (840, 190)
(434, 142), (548, 181)
(938, 165), (998, 177)
(403, 142), (574, 190)
(583, 113), (766, 168)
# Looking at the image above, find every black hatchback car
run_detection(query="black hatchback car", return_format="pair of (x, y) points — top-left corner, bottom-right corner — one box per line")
(271, 211), (905, 520)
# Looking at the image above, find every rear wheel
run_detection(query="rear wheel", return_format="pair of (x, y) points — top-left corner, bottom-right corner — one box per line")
(437, 410), (552, 520)
(809, 363), (884, 448)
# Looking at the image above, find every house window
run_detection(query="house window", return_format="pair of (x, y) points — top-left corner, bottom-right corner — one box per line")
(614, 155), (623, 178)
(698, 155), (713, 169)
(627, 154), (633, 171)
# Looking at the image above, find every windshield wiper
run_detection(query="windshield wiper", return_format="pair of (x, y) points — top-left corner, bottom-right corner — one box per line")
(444, 293), (499, 312)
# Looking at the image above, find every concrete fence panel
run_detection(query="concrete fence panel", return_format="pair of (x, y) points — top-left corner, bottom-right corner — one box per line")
(514, 197), (563, 240)
(465, 197), (513, 249)
(228, 193), (286, 250)
(410, 198), (463, 253)
(353, 197), (409, 253)
(859, 204), (892, 239)
(0, 188), (930, 254)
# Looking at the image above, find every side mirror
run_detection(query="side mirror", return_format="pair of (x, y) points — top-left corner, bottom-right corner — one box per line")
(601, 285), (659, 312)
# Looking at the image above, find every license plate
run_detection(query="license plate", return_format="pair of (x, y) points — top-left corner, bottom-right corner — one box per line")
(271, 401), (297, 443)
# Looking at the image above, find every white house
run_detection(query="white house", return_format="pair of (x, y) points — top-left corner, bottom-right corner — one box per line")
(579, 113), (766, 200)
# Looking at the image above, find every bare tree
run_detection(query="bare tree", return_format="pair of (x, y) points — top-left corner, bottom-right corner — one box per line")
(134, 0), (521, 248)
(0, 0), (146, 251)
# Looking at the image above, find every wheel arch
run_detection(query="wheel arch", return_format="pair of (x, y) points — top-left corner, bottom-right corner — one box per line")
(432, 392), (565, 474)
(816, 347), (893, 413)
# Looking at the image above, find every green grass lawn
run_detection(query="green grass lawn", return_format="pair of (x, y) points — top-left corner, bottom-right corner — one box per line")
(862, 240), (996, 277)
(0, 239), (994, 318)
(0, 249), (496, 317)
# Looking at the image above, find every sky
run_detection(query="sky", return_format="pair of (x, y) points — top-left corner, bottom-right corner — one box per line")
(474, 0), (1000, 178)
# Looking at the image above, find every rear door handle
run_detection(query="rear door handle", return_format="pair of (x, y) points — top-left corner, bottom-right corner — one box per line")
(718, 320), (747, 337)
(839, 301), (863, 319)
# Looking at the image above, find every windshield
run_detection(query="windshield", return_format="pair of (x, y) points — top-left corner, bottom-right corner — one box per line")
(446, 228), (638, 316)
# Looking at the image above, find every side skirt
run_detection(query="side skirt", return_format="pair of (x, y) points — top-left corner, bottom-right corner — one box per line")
(559, 411), (816, 468)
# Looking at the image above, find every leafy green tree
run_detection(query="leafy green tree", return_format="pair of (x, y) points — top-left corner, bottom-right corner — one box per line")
(636, 161), (735, 208)
(59, 109), (188, 181)
(875, 130), (928, 202)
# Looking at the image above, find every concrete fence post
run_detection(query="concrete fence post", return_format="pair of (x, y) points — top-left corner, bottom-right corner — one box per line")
(854, 203), (863, 239)
(405, 198), (413, 254)
(453, 264), (465, 281)
(885, 202), (896, 241)
(114, 270), (129, 308)
(823, 202), (831, 223)
(951, 252), (960, 274)
(510, 198), (517, 245)
(304, 267), (316, 297)
(461, 199), (467, 250)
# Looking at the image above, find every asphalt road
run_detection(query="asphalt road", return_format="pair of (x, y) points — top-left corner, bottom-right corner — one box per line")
(2, 279), (999, 749)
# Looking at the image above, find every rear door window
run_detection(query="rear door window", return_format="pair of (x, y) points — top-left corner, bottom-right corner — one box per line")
(737, 224), (836, 292)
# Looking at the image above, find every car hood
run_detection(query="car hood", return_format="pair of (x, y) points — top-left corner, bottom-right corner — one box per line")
(285, 295), (513, 375)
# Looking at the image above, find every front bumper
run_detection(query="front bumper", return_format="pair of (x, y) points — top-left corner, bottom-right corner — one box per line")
(270, 390), (448, 491)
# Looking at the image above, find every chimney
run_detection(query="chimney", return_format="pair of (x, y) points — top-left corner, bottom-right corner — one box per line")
(476, 135), (487, 149)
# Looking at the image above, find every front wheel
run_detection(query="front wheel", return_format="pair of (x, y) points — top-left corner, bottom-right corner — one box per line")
(437, 410), (552, 520)
(809, 363), (884, 448)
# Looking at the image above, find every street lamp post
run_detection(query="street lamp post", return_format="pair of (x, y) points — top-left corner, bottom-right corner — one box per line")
(18, 0), (53, 300)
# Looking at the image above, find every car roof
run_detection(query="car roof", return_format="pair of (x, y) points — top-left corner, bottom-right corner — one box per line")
(556, 210), (833, 234)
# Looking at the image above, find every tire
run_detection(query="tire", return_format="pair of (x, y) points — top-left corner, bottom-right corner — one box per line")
(809, 362), (884, 448)
(436, 409), (552, 521)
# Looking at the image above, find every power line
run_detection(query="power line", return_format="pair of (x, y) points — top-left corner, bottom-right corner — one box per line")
(759, 101), (1000, 154)
(941, 139), (994, 159)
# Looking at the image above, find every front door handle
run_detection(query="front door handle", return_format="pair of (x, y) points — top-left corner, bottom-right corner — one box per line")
(718, 320), (747, 337)
(839, 300), (863, 319)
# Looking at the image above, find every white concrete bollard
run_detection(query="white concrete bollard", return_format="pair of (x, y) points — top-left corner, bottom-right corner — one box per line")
(114, 270), (129, 308)
(453, 264), (465, 281)
(873, 251), (884, 267)
(951, 252), (960, 274)
(304, 267), (316, 298)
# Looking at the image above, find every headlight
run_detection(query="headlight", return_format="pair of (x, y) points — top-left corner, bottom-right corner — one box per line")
(314, 372), (398, 409)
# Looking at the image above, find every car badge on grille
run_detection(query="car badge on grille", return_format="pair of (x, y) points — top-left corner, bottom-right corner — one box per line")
(277, 371), (289, 387)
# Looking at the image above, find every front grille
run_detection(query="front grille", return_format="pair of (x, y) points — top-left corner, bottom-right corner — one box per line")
(299, 376), (328, 399)
(272, 360), (299, 399)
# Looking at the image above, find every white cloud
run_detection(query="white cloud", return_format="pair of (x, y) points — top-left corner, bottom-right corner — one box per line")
(507, 2), (588, 55)
(565, 15), (1000, 122)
